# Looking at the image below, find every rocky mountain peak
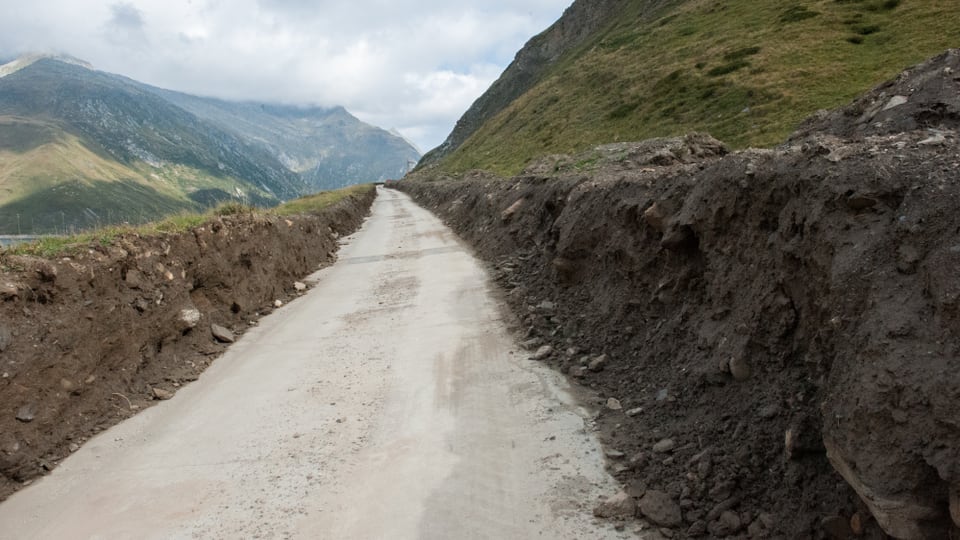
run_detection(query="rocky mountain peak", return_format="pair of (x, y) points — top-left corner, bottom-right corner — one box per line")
(0, 53), (93, 78)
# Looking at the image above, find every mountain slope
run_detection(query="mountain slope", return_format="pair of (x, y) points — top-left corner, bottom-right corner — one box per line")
(147, 90), (420, 190)
(0, 56), (419, 234)
(0, 58), (306, 232)
(421, 0), (960, 175)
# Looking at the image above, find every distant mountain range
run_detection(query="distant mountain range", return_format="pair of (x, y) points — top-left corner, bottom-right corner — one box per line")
(0, 54), (419, 234)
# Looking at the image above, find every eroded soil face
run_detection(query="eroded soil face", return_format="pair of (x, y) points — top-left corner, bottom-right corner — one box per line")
(0, 189), (374, 501)
(397, 53), (960, 537)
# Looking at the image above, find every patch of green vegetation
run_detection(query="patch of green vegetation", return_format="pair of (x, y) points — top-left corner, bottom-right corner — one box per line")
(780, 6), (819, 23)
(853, 23), (882, 35)
(148, 213), (209, 233)
(607, 102), (641, 119)
(212, 202), (255, 216)
(7, 226), (128, 257)
(869, 0), (901, 11)
(434, 0), (960, 177)
(273, 184), (374, 216)
(0, 117), (60, 153)
(724, 46), (762, 61)
(600, 31), (638, 50)
(707, 60), (751, 77)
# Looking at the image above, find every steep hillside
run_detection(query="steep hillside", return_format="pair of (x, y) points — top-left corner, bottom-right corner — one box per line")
(147, 91), (420, 190)
(422, 0), (960, 175)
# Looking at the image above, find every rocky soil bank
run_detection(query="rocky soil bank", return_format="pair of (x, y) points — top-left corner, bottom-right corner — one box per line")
(395, 51), (960, 539)
(0, 186), (375, 501)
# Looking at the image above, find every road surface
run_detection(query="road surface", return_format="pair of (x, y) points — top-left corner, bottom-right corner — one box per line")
(0, 187), (629, 539)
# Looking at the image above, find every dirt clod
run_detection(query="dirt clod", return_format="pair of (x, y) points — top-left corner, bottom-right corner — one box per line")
(15, 404), (36, 423)
(152, 388), (174, 401)
(652, 439), (675, 453)
(594, 490), (636, 519)
(639, 490), (683, 528)
(531, 345), (553, 360)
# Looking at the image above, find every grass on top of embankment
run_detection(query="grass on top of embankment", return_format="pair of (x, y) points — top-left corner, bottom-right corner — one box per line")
(3, 184), (374, 258)
(273, 184), (373, 216)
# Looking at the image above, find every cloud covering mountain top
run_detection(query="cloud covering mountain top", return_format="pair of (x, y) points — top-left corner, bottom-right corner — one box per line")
(0, 0), (571, 150)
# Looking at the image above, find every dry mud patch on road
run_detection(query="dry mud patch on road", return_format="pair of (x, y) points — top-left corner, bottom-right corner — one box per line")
(397, 51), (960, 539)
(0, 186), (374, 501)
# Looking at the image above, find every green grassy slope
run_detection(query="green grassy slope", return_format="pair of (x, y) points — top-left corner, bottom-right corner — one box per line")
(0, 115), (284, 234)
(437, 0), (960, 175)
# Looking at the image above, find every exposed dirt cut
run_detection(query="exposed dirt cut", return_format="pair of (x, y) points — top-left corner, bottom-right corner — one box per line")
(395, 52), (960, 539)
(0, 186), (375, 501)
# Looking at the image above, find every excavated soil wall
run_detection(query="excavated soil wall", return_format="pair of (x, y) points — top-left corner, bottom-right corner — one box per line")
(395, 123), (960, 538)
(0, 186), (375, 501)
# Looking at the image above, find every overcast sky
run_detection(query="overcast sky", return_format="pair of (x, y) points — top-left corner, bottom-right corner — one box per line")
(0, 0), (572, 153)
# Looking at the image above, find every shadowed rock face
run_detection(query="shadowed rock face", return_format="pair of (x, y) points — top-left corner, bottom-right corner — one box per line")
(397, 51), (960, 538)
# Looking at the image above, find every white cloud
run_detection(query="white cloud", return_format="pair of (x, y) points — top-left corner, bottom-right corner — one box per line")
(0, 0), (572, 151)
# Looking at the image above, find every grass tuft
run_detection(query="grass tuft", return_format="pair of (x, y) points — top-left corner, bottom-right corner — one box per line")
(273, 184), (374, 216)
(780, 6), (820, 23)
(707, 60), (751, 77)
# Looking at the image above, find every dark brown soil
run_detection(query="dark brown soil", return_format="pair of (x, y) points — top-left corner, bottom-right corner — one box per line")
(0, 186), (375, 501)
(395, 52), (960, 539)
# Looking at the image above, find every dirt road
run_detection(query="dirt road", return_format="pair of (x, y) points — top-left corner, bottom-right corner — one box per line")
(0, 187), (629, 539)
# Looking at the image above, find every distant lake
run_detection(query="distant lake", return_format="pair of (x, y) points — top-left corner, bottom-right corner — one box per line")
(0, 235), (48, 248)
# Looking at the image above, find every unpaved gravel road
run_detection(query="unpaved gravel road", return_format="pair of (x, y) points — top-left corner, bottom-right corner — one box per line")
(0, 187), (630, 539)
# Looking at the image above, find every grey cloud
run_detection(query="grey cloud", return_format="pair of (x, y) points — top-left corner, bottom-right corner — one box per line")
(108, 2), (146, 30)
(105, 2), (148, 47)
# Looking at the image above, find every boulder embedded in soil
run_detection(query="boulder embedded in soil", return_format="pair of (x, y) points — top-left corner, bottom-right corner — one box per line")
(728, 355), (751, 381)
(643, 203), (667, 232)
(211, 324), (236, 343)
(588, 354), (607, 372)
(15, 404), (36, 423)
(531, 345), (553, 360)
(825, 437), (941, 539)
(568, 365), (588, 378)
(152, 388), (174, 401)
(708, 510), (743, 536)
(652, 439), (675, 453)
(593, 490), (636, 518)
(178, 308), (201, 330)
(606, 398), (622, 410)
(638, 490), (683, 527)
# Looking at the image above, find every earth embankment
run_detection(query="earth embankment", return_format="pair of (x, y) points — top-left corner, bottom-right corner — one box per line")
(0, 186), (375, 501)
(394, 52), (960, 538)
